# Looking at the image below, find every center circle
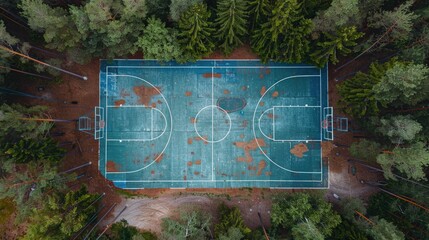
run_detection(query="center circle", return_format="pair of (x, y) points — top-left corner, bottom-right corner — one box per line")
(194, 105), (232, 143)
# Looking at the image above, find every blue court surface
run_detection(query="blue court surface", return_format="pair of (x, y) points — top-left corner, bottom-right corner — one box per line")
(97, 60), (332, 189)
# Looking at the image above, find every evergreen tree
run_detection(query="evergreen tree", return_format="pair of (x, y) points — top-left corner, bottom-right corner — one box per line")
(214, 0), (249, 55)
(368, 1), (418, 50)
(373, 62), (429, 106)
(214, 203), (251, 238)
(248, 0), (271, 30)
(312, 0), (361, 34)
(170, 0), (201, 22)
(369, 218), (405, 240)
(161, 210), (212, 240)
(337, 59), (397, 118)
(376, 142), (429, 181)
(271, 192), (341, 238)
(376, 115), (422, 144)
(251, 0), (312, 63)
(0, 20), (19, 82)
(291, 220), (324, 240)
(310, 26), (364, 67)
(178, 3), (215, 60)
(137, 17), (182, 62)
(22, 186), (99, 239)
(2, 138), (65, 163)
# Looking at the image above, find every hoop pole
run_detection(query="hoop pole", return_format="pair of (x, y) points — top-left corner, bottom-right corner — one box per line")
(59, 162), (92, 174)
(19, 117), (74, 122)
(0, 45), (87, 80)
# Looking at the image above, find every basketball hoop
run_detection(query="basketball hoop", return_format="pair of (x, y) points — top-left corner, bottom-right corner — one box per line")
(321, 119), (328, 129)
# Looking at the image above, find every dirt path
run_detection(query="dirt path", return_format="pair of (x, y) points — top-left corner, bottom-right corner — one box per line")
(106, 192), (273, 235)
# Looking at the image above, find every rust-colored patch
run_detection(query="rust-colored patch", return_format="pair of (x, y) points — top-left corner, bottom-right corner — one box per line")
(239, 134), (245, 139)
(194, 171), (200, 175)
(157, 100), (162, 104)
(260, 86), (266, 96)
(242, 86), (247, 91)
(234, 138), (266, 163)
(187, 161), (193, 167)
(133, 84), (161, 106)
(195, 160), (201, 165)
(242, 171), (246, 175)
(203, 73), (222, 78)
(185, 91), (192, 96)
(241, 120), (248, 128)
(267, 113), (276, 119)
(272, 91), (279, 98)
(154, 153), (164, 163)
(265, 68), (271, 74)
(265, 171), (272, 176)
(144, 156), (150, 163)
(120, 89), (130, 97)
(190, 117), (197, 123)
(151, 170), (155, 175)
(114, 99), (125, 107)
(259, 73), (264, 79)
(248, 165), (257, 171)
(259, 101), (265, 106)
(321, 141), (335, 158)
(194, 136), (209, 144)
(257, 160), (266, 176)
(106, 161), (119, 172)
(183, 175), (187, 180)
(290, 143), (309, 158)
(223, 89), (230, 94)
(151, 102), (156, 108)
(187, 138), (193, 145)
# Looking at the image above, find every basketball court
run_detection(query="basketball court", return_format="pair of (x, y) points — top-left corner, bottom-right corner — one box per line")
(93, 60), (332, 189)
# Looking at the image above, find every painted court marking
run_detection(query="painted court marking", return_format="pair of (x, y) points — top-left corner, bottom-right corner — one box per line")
(101, 64), (327, 185)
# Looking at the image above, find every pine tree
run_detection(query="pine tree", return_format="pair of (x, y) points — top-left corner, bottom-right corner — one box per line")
(376, 115), (422, 144)
(178, 3), (215, 60)
(310, 26), (364, 67)
(337, 58), (397, 118)
(248, 0), (271, 30)
(137, 17), (183, 62)
(214, 0), (249, 55)
(369, 218), (405, 240)
(170, 0), (202, 22)
(312, 0), (361, 34)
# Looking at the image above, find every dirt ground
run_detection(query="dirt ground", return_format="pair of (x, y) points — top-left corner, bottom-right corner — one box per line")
(3, 46), (383, 238)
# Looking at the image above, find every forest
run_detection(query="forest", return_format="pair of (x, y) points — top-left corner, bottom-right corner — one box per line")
(0, 0), (429, 239)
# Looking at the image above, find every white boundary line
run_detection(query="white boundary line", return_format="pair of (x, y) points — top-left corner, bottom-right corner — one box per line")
(258, 108), (274, 140)
(105, 74), (173, 175)
(105, 106), (167, 142)
(252, 74), (323, 174)
(271, 106), (322, 141)
(100, 63), (327, 185)
(211, 67), (214, 181)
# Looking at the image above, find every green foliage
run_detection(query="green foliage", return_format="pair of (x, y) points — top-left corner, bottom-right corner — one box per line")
(373, 62), (429, 106)
(218, 227), (244, 240)
(214, 203), (251, 238)
(301, 0), (332, 18)
(0, 20), (19, 82)
(104, 219), (156, 240)
(310, 26), (364, 67)
(248, 0), (271, 30)
(170, 0), (201, 22)
(178, 3), (215, 61)
(376, 115), (423, 144)
(251, 0), (312, 63)
(368, 1), (418, 49)
(0, 104), (52, 141)
(146, 0), (170, 22)
(22, 186), (99, 240)
(339, 198), (367, 224)
(137, 17), (182, 62)
(20, 0), (80, 52)
(349, 139), (381, 162)
(376, 142), (429, 181)
(337, 58), (397, 117)
(161, 210), (212, 240)
(214, 0), (249, 55)
(2, 138), (65, 163)
(270, 192), (341, 238)
(0, 161), (67, 222)
(330, 219), (369, 240)
(291, 220), (324, 240)
(312, 0), (360, 34)
(369, 218), (405, 240)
